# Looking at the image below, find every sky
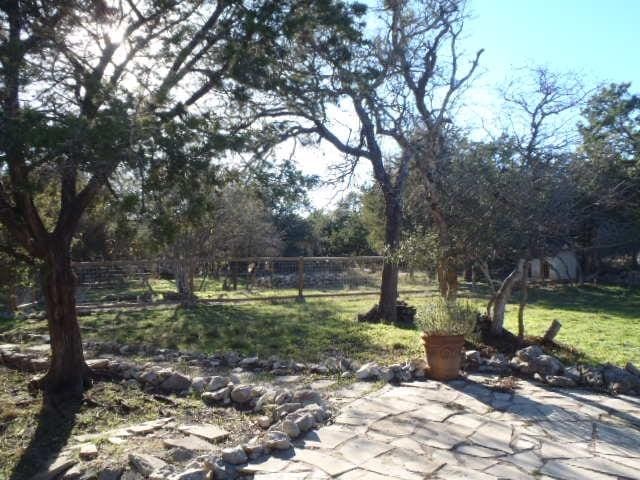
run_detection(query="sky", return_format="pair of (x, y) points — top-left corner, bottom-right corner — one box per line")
(300, 0), (640, 210)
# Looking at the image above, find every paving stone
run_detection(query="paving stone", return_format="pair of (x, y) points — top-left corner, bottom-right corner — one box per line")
(254, 473), (317, 480)
(433, 465), (498, 479)
(512, 434), (540, 451)
(450, 395), (492, 414)
(539, 440), (592, 459)
(337, 437), (393, 465)
(300, 426), (357, 449)
(456, 444), (504, 458)
(540, 460), (617, 480)
(177, 424), (229, 442)
(485, 462), (535, 479)
(565, 455), (640, 479)
(502, 451), (544, 471)
(598, 453), (640, 469)
(292, 448), (357, 476)
(336, 469), (390, 480)
(241, 456), (303, 474)
(447, 413), (486, 429)
(468, 422), (513, 453)
(221, 377), (640, 480)
(407, 403), (458, 422)
(369, 415), (416, 436)
(356, 457), (424, 480)
(162, 436), (215, 451)
(389, 436), (425, 454)
(538, 420), (594, 443)
(413, 421), (473, 450)
(365, 450), (444, 477)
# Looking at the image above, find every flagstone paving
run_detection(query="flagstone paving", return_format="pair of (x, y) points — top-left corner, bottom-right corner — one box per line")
(246, 374), (640, 479)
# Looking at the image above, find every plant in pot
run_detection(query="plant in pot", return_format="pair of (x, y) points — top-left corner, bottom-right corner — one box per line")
(416, 298), (477, 381)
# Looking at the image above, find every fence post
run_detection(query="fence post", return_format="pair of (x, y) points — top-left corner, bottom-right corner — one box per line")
(296, 256), (305, 302)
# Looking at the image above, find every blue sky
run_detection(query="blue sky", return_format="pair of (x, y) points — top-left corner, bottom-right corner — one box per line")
(465, 0), (640, 89)
(304, 0), (640, 209)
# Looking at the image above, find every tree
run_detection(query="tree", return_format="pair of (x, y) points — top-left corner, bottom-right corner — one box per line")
(251, 0), (480, 319)
(483, 68), (584, 334)
(572, 83), (640, 276)
(0, 0), (345, 397)
(379, 0), (482, 300)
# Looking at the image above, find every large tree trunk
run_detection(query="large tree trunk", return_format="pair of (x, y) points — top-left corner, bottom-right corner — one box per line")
(175, 259), (196, 306)
(40, 246), (90, 398)
(379, 195), (401, 323)
(489, 259), (526, 334)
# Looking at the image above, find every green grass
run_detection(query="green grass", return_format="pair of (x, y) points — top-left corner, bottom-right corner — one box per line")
(503, 284), (640, 366)
(83, 298), (426, 364)
(3, 284), (640, 367)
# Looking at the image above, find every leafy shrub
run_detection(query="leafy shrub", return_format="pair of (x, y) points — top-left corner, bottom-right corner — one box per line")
(416, 297), (477, 336)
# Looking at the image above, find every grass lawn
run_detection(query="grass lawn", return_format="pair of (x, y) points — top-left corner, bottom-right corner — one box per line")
(3, 283), (640, 366)
(503, 284), (640, 366)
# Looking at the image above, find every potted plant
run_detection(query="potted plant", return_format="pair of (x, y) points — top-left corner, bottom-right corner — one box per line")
(416, 298), (476, 381)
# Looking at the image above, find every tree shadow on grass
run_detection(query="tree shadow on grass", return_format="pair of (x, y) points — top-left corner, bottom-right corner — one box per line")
(83, 300), (420, 363)
(10, 396), (80, 480)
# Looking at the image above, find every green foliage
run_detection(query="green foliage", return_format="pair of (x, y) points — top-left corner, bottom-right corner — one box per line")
(360, 186), (386, 252)
(415, 297), (477, 336)
(309, 192), (375, 256)
(574, 83), (640, 231)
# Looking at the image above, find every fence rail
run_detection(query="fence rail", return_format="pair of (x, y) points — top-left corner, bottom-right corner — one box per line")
(59, 256), (429, 309)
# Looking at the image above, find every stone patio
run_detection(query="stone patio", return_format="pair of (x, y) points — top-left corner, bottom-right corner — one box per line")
(244, 375), (640, 479)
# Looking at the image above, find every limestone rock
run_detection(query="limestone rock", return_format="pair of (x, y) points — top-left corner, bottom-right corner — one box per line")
(265, 431), (291, 450)
(355, 362), (381, 380)
(201, 386), (230, 406)
(129, 453), (167, 477)
(275, 402), (303, 418)
(222, 445), (248, 465)
(190, 377), (208, 393)
(291, 412), (315, 432)
(79, 443), (98, 460)
(177, 424), (229, 443)
(139, 370), (161, 386)
(206, 376), (229, 392)
(292, 389), (322, 405)
(160, 372), (192, 393)
(603, 364), (640, 394)
(274, 390), (292, 405)
(243, 437), (267, 460)
(230, 384), (253, 404)
(97, 467), (123, 480)
(240, 356), (260, 369)
(282, 419), (301, 439)
(168, 468), (209, 480)
(257, 416), (272, 429)
(546, 375), (577, 388)
(512, 346), (564, 376)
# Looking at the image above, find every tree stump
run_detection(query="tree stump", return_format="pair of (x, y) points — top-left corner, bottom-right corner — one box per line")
(543, 319), (562, 343)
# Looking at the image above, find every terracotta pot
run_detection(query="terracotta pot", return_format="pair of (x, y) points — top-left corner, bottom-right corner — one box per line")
(421, 333), (465, 381)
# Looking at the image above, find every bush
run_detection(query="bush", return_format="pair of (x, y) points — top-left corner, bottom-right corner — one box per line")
(416, 297), (477, 336)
